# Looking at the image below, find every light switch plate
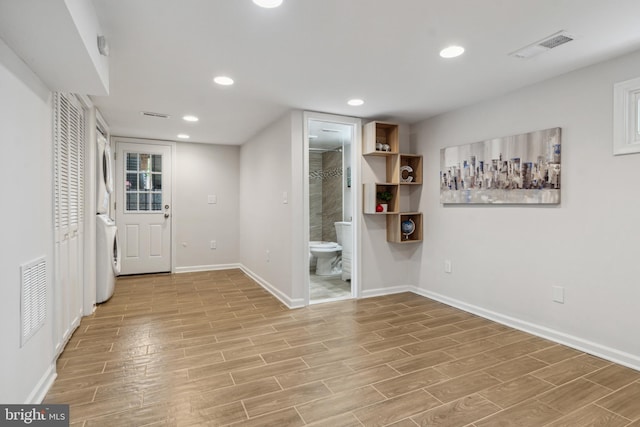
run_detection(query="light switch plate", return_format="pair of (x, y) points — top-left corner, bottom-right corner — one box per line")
(444, 260), (452, 274)
(208, 195), (217, 204)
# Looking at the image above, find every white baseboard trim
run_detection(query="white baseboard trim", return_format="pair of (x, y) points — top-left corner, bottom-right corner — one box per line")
(175, 263), (241, 274)
(239, 265), (305, 309)
(414, 287), (640, 372)
(28, 363), (56, 404)
(361, 285), (415, 299)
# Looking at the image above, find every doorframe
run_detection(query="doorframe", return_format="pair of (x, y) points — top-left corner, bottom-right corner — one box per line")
(302, 111), (362, 306)
(112, 137), (177, 274)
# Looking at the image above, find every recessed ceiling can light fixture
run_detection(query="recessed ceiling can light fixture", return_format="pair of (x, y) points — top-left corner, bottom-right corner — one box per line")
(182, 115), (199, 122)
(177, 134), (190, 139)
(213, 76), (234, 86)
(440, 45), (465, 58)
(347, 98), (364, 106)
(253, 0), (283, 8)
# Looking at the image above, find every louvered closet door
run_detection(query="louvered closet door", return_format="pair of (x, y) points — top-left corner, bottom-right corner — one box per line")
(53, 93), (85, 354)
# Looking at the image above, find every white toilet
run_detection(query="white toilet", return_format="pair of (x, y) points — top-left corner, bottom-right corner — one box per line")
(309, 222), (348, 276)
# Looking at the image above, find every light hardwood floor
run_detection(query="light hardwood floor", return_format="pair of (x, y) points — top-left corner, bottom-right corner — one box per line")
(44, 269), (640, 426)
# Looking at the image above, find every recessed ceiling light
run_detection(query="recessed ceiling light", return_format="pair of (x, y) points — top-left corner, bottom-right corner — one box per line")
(253, 0), (283, 8)
(213, 76), (234, 86)
(183, 115), (199, 122)
(177, 134), (190, 139)
(440, 45), (465, 58)
(347, 99), (364, 106)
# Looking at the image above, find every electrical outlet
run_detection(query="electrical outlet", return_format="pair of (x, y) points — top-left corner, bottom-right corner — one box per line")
(266, 250), (270, 262)
(444, 260), (452, 274)
(552, 286), (564, 303)
(210, 240), (216, 249)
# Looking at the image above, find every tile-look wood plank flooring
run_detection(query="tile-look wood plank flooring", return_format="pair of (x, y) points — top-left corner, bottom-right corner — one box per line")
(45, 269), (640, 426)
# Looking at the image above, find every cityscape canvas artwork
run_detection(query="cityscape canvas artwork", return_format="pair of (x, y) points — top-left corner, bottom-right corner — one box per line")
(440, 127), (561, 204)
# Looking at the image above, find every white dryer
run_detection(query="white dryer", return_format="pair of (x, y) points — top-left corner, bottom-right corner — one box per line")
(96, 214), (121, 303)
(96, 133), (113, 214)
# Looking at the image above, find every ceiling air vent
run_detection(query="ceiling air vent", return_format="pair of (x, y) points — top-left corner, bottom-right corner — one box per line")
(141, 111), (171, 119)
(509, 31), (575, 59)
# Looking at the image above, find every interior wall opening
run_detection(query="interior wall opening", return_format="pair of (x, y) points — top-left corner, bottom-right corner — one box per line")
(307, 119), (354, 304)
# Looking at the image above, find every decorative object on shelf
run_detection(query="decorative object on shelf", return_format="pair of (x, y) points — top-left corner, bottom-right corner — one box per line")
(400, 165), (414, 182)
(440, 127), (561, 205)
(401, 218), (415, 240)
(375, 142), (391, 152)
(387, 213), (422, 243)
(377, 190), (392, 203)
(376, 204), (384, 213)
(376, 190), (393, 213)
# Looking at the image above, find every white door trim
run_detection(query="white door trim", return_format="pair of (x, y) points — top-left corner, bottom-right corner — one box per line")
(112, 137), (176, 274)
(302, 111), (362, 306)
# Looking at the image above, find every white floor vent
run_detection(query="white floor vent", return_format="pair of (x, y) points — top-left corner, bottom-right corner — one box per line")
(20, 256), (47, 347)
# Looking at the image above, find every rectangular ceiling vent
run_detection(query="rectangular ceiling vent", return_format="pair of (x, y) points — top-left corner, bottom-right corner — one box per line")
(141, 111), (171, 119)
(510, 31), (575, 59)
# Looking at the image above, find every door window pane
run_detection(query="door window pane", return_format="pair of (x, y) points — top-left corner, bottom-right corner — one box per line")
(126, 193), (137, 210)
(152, 193), (162, 210)
(139, 193), (150, 211)
(125, 152), (163, 212)
(152, 174), (162, 190)
(152, 155), (162, 172)
(140, 154), (151, 172)
(126, 153), (138, 171)
(139, 173), (151, 190)
(126, 173), (137, 191)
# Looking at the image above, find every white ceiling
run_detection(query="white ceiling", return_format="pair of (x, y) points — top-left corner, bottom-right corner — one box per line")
(309, 120), (352, 151)
(91, 0), (640, 145)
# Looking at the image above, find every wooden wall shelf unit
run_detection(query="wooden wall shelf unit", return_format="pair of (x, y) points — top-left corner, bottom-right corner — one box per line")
(387, 213), (423, 243)
(362, 121), (423, 243)
(388, 154), (423, 185)
(363, 183), (399, 214)
(362, 121), (399, 155)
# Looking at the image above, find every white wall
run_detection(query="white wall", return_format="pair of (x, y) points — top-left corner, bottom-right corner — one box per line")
(360, 123), (423, 296)
(175, 142), (240, 270)
(413, 48), (640, 368)
(0, 38), (56, 403)
(239, 112), (300, 306)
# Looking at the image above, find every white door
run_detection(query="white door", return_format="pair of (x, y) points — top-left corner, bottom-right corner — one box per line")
(115, 141), (172, 275)
(53, 92), (85, 354)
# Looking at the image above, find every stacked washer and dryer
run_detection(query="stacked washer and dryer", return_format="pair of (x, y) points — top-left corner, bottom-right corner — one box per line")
(96, 133), (121, 303)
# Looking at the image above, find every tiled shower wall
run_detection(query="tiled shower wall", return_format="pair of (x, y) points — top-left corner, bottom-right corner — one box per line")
(309, 151), (343, 242)
(309, 153), (323, 241)
(322, 152), (343, 242)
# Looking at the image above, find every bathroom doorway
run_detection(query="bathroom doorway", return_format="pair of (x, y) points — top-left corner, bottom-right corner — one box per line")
(304, 113), (360, 304)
